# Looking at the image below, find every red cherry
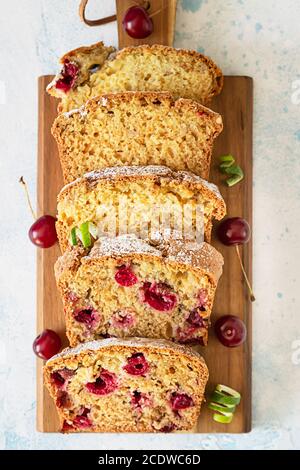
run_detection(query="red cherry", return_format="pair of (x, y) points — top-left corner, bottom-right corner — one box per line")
(131, 391), (151, 409)
(73, 307), (99, 327)
(123, 353), (149, 376)
(73, 409), (92, 428)
(122, 6), (153, 39)
(141, 282), (177, 312)
(160, 424), (176, 433)
(217, 217), (250, 246)
(33, 329), (62, 360)
(86, 370), (118, 395)
(115, 265), (138, 286)
(56, 60), (79, 93)
(29, 215), (57, 248)
(170, 392), (194, 410)
(214, 315), (247, 347)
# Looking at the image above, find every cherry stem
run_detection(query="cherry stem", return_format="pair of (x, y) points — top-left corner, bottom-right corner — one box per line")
(235, 244), (255, 302)
(137, 1), (150, 10)
(19, 176), (37, 220)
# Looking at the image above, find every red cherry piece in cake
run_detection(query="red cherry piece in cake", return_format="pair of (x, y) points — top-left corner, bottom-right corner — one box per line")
(197, 288), (208, 311)
(115, 265), (138, 286)
(74, 307), (99, 327)
(33, 329), (62, 360)
(62, 420), (74, 432)
(186, 309), (205, 328)
(111, 310), (135, 329)
(123, 353), (149, 376)
(56, 391), (71, 409)
(131, 391), (151, 409)
(51, 368), (74, 388)
(170, 392), (194, 411)
(51, 371), (65, 388)
(56, 60), (79, 93)
(73, 408), (92, 428)
(67, 291), (79, 303)
(160, 424), (176, 433)
(86, 369), (118, 395)
(141, 282), (177, 312)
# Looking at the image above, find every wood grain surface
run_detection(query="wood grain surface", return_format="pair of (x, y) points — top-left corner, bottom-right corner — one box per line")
(116, 0), (177, 48)
(36, 75), (253, 433)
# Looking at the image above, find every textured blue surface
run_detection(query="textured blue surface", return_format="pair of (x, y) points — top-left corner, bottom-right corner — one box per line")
(0, 0), (300, 450)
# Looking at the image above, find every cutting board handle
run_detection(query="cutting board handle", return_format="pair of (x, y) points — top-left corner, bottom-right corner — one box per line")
(79, 0), (177, 47)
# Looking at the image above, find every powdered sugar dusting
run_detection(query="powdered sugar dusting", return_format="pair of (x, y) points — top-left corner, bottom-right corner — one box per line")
(177, 170), (223, 200)
(82, 234), (223, 282)
(46, 337), (205, 364)
(59, 165), (225, 206)
(89, 234), (162, 259)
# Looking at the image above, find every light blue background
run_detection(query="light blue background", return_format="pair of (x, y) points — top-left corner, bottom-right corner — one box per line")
(0, 0), (300, 450)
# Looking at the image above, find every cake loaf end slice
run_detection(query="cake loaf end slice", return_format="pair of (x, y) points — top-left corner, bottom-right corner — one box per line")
(47, 42), (223, 112)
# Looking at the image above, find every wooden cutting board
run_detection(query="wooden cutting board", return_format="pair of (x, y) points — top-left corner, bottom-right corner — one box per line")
(36, 74), (253, 433)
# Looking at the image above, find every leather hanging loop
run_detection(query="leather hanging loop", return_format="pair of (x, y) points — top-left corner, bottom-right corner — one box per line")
(79, 0), (117, 27)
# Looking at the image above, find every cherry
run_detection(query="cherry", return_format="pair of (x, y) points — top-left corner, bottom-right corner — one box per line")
(186, 309), (205, 327)
(215, 315), (246, 348)
(111, 310), (135, 329)
(19, 177), (57, 248)
(33, 329), (62, 360)
(51, 371), (65, 388)
(141, 282), (177, 312)
(131, 391), (150, 409)
(62, 420), (74, 432)
(74, 307), (99, 327)
(56, 391), (70, 408)
(170, 392), (194, 410)
(217, 217), (255, 302)
(86, 370), (118, 395)
(217, 217), (250, 246)
(197, 288), (208, 310)
(122, 6), (153, 39)
(51, 368), (74, 388)
(115, 265), (138, 286)
(29, 215), (57, 248)
(56, 60), (79, 93)
(73, 408), (92, 428)
(176, 326), (206, 345)
(160, 424), (176, 433)
(123, 352), (149, 376)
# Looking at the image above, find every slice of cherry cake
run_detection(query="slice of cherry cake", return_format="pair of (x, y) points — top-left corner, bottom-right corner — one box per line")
(54, 234), (223, 347)
(44, 337), (209, 433)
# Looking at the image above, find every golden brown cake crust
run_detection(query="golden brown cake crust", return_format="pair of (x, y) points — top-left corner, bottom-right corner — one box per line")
(44, 338), (209, 433)
(59, 41), (115, 64)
